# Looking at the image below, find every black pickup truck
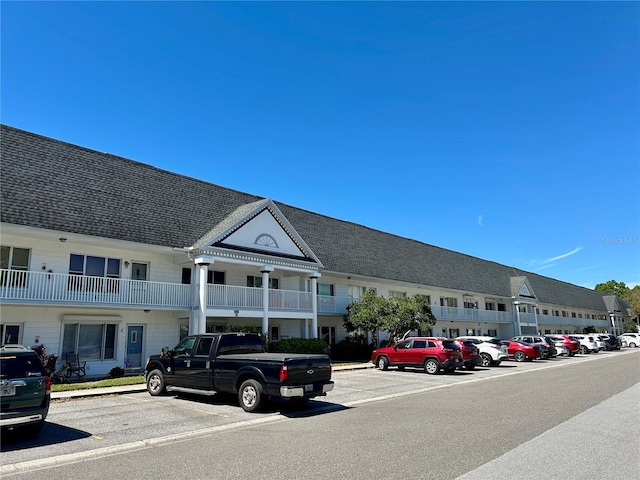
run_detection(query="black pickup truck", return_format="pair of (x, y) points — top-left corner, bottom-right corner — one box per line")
(144, 332), (334, 412)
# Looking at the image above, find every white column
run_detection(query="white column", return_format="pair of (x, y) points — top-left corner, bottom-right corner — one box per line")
(309, 272), (321, 339)
(197, 264), (208, 334)
(260, 266), (274, 336)
(189, 267), (198, 335)
(513, 301), (522, 335)
(194, 255), (214, 335)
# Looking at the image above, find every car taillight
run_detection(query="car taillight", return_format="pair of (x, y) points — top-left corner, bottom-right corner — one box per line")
(45, 375), (51, 395)
(279, 365), (288, 382)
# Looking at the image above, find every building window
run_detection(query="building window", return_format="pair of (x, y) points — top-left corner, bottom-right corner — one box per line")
(349, 285), (377, 299)
(440, 297), (458, 308)
(62, 322), (117, 360)
(542, 309), (549, 315)
(212, 271), (225, 285)
(317, 283), (335, 296)
(544, 330), (551, 334)
(562, 311), (567, 317)
(182, 268), (192, 284)
(68, 254), (121, 292)
(270, 326), (279, 341)
(389, 291), (406, 298)
(485, 302), (495, 311)
(419, 294), (431, 304)
(571, 312), (577, 318)
(488, 329), (497, 336)
(448, 328), (459, 338)
(247, 276), (279, 289)
(553, 310), (560, 316)
(1, 324), (21, 344)
(319, 326), (336, 345)
(497, 303), (506, 312)
(578, 313), (583, 319)
(181, 269), (226, 285)
(0, 246), (30, 287)
(463, 299), (478, 309)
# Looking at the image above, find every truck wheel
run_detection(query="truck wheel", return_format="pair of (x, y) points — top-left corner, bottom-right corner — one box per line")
(239, 379), (265, 412)
(376, 356), (389, 371)
(146, 369), (166, 396)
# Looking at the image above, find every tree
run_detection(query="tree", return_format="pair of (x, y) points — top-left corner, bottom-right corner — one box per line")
(343, 290), (387, 345)
(623, 320), (639, 333)
(344, 292), (437, 346)
(381, 294), (437, 342)
(628, 285), (640, 321)
(594, 280), (631, 298)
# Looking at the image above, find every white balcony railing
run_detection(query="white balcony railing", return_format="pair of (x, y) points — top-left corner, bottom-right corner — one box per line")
(537, 313), (608, 328)
(0, 269), (346, 314)
(0, 269), (191, 308)
(2, 270), (609, 325)
(207, 284), (315, 311)
(431, 305), (511, 323)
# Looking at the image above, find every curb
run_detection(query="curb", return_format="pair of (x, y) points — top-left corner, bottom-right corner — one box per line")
(51, 363), (375, 400)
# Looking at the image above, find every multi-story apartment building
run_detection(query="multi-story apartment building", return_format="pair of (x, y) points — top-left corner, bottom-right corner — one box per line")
(0, 125), (631, 376)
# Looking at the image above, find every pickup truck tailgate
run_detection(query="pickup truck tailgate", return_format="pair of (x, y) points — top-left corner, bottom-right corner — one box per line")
(282, 355), (332, 384)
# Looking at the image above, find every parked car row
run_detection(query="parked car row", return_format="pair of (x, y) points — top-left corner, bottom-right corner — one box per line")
(371, 332), (639, 373)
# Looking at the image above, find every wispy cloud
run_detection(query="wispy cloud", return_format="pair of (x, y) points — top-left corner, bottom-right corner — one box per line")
(542, 247), (582, 264)
(527, 246), (583, 271)
(478, 215), (483, 227)
(537, 263), (556, 271)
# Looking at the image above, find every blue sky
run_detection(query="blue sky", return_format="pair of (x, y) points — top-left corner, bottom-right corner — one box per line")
(2, 2), (639, 290)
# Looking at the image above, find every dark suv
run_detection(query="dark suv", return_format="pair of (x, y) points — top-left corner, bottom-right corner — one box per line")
(0, 345), (51, 436)
(371, 337), (463, 374)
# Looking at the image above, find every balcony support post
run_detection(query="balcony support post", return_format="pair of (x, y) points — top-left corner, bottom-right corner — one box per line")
(309, 272), (321, 339)
(260, 266), (274, 336)
(194, 255), (214, 335)
(513, 301), (522, 336)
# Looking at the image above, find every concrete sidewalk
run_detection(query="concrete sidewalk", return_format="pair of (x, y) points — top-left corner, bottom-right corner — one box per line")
(51, 361), (375, 400)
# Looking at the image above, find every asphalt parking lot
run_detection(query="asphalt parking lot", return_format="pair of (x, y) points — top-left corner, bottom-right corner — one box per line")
(2, 348), (639, 476)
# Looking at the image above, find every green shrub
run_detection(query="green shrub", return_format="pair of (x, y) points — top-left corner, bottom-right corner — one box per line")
(108, 366), (125, 378)
(330, 340), (374, 361)
(268, 338), (329, 354)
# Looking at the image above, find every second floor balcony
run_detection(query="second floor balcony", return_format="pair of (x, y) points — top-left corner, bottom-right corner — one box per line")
(0, 269), (351, 315)
(0, 269), (608, 327)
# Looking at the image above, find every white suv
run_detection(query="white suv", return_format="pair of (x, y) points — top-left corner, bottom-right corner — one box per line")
(570, 334), (599, 354)
(456, 336), (509, 367)
(620, 333), (640, 348)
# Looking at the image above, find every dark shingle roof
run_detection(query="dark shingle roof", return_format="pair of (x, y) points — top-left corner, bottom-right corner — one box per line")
(0, 125), (610, 312)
